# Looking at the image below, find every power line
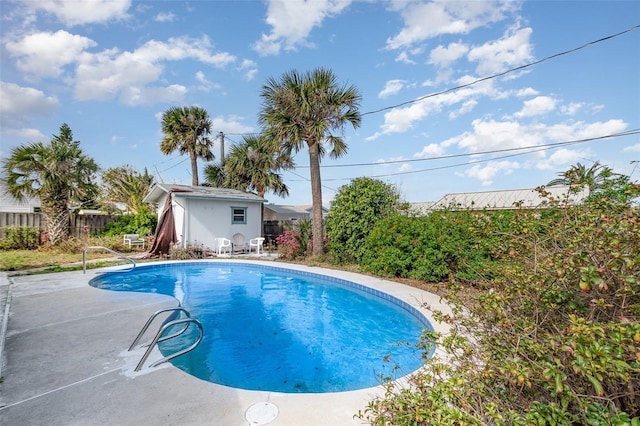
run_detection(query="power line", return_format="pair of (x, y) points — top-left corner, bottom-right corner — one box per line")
(362, 24), (640, 116)
(282, 129), (640, 182)
(223, 24), (638, 137)
(296, 129), (640, 168)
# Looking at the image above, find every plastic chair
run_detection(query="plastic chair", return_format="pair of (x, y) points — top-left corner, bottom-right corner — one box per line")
(216, 238), (232, 255)
(248, 237), (265, 254)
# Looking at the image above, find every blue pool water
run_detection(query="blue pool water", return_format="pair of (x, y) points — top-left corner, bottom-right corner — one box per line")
(90, 262), (433, 393)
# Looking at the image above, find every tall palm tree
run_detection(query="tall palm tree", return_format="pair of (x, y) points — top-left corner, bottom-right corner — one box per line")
(101, 165), (154, 215)
(160, 106), (214, 186)
(547, 161), (617, 195)
(1, 123), (98, 245)
(223, 134), (291, 199)
(259, 68), (362, 256)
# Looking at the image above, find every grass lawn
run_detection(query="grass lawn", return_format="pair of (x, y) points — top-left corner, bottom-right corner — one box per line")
(0, 248), (142, 272)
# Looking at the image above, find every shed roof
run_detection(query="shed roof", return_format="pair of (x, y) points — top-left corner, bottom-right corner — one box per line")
(143, 183), (267, 204)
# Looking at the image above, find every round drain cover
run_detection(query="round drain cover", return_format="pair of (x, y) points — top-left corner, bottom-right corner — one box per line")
(245, 402), (279, 425)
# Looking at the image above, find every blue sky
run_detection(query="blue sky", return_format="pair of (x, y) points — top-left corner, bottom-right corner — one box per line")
(1, 0), (639, 206)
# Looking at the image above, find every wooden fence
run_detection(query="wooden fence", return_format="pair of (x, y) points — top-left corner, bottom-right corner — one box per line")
(0, 212), (113, 239)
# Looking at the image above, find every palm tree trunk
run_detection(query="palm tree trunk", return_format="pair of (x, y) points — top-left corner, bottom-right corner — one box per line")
(41, 197), (70, 245)
(308, 142), (324, 256)
(190, 152), (199, 186)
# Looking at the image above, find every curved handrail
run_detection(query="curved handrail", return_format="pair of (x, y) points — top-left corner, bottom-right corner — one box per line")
(128, 307), (191, 351)
(83, 245), (136, 273)
(135, 318), (204, 372)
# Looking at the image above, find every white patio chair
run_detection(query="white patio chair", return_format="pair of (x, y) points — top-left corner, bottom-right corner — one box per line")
(248, 237), (265, 254)
(216, 237), (232, 255)
(232, 233), (248, 253)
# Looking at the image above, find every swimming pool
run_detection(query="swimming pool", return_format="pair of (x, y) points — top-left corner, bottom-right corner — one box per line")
(90, 261), (434, 393)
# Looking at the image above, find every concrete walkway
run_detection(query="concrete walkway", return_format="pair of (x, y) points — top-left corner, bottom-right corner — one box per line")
(0, 261), (449, 425)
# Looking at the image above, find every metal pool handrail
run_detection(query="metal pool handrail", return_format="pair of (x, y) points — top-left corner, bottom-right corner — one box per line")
(82, 245), (136, 273)
(134, 317), (204, 372)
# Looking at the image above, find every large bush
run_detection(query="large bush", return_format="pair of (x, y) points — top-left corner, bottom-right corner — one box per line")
(325, 177), (402, 263)
(358, 185), (640, 425)
(0, 226), (40, 250)
(359, 209), (520, 282)
(99, 204), (157, 238)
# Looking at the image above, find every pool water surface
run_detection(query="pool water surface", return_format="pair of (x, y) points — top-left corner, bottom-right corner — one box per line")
(90, 261), (433, 393)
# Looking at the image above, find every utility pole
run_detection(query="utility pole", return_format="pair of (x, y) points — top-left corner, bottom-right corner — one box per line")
(219, 132), (225, 166)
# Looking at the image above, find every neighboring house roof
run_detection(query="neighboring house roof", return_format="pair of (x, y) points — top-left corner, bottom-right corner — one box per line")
(0, 184), (41, 213)
(409, 202), (436, 215)
(416, 185), (588, 212)
(264, 204), (327, 215)
(143, 183), (267, 204)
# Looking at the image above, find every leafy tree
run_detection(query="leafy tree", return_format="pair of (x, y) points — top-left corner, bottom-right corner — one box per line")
(101, 165), (154, 215)
(160, 106), (214, 186)
(325, 177), (402, 263)
(1, 123), (98, 245)
(548, 161), (619, 195)
(259, 68), (362, 256)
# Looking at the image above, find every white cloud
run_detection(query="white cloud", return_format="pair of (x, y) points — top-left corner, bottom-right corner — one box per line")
(623, 143), (640, 153)
(212, 115), (254, 135)
(460, 160), (520, 185)
(449, 99), (478, 119)
(0, 82), (58, 152)
(535, 148), (590, 170)
(428, 42), (469, 68)
(514, 96), (557, 118)
(414, 143), (444, 159)
(398, 163), (412, 172)
(516, 87), (539, 97)
(253, 0), (352, 56)
(20, 0), (131, 26)
(378, 80), (405, 98)
(560, 102), (584, 115)
(468, 26), (533, 76)
(0, 82), (58, 126)
(386, 0), (518, 50)
(74, 36), (236, 104)
(194, 71), (221, 93)
(155, 12), (176, 23)
(238, 59), (258, 81)
(5, 30), (96, 78)
(367, 80), (500, 140)
(119, 85), (188, 106)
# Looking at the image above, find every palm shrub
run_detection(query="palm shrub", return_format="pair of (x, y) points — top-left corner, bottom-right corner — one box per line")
(358, 185), (640, 425)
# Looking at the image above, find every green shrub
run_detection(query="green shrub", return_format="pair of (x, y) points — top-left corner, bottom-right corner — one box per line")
(100, 205), (156, 237)
(357, 185), (640, 425)
(359, 209), (515, 282)
(0, 226), (40, 250)
(325, 177), (402, 263)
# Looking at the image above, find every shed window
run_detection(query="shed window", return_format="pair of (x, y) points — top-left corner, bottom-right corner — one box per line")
(231, 207), (247, 224)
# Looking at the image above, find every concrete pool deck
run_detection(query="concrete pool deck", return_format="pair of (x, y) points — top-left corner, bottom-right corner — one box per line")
(0, 260), (451, 425)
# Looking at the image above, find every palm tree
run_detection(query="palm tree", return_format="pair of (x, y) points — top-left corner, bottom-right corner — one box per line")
(547, 161), (618, 195)
(1, 123), (98, 245)
(203, 162), (226, 187)
(101, 165), (154, 215)
(259, 68), (362, 256)
(223, 134), (291, 199)
(160, 106), (215, 186)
